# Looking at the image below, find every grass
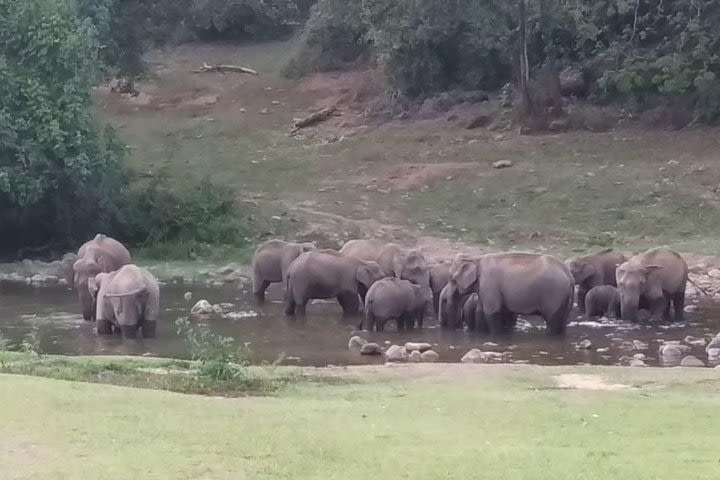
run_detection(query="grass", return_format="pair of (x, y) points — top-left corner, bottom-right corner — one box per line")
(2, 364), (720, 479)
(95, 39), (720, 259)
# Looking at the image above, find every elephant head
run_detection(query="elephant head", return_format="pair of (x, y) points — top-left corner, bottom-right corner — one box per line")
(566, 258), (596, 285)
(449, 253), (480, 296)
(398, 249), (430, 287)
(73, 255), (112, 321)
(616, 261), (662, 322)
(356, 260), (384, 301)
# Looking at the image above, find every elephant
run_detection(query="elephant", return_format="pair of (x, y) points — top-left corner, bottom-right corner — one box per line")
(448, 252), (574, 335)
(284, 250), (385, 316)
(90, 264), (160, 338)
(340, 240), (431, 288)
(584, 285), (621, 320)
(566, 249), (627, 313)
(362, 277), (429, 331)
(429, 262), (451, 314)
(60, 252), (78, 288)
(251, 239), (315, 304)
(461, 293), (488, 332)
(615, 247), (688, 323)
(437, 282), (471, 330)
(72, 234), (132, 321)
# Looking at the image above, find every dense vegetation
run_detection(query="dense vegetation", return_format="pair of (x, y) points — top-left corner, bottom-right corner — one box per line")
(0, 0), (248, 259)
(290, 0), (720, 119)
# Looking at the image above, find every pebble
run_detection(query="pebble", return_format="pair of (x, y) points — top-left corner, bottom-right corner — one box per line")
(492, 160), (513, 169)
(683, 305), (699, 313)
(596, 347), (609, 353)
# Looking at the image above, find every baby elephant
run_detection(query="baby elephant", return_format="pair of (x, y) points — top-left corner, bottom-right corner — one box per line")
(584, 285), (621, 320)
(90, 264), (160, 338)
(362, 277), (429, 332)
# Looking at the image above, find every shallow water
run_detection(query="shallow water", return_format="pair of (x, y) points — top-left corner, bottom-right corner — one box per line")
(1, 282), (718, 367)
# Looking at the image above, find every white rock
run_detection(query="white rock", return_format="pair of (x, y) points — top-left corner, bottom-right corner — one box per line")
(629, 359), (647, 367)
(190, 300), (214, 315)
(385, 345), (408, 362)
(596, 347), (610, 353)
(633, 353), (646, 360)
(680, 355), (705, 367)
(492, 160), (513, 169)
(184, 292), (193, 302)
(408, 350), (423, 363)
(683, 305), (699, 313)
(709, 269), (720, 278)
(421, 350), (439, 363)
(212, 304), (223, 314)
(633, 340), (648, 350)
(348, 336), (368, 350)
(578, 339), (592, 350)
(360, 343), (381, 355)
(461, 349), (484, 364)
(404, 342), (432, 353)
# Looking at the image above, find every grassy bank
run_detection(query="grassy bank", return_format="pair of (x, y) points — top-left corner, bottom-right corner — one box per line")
(94, 40), (720, 258)
(2, 362), (720, 479)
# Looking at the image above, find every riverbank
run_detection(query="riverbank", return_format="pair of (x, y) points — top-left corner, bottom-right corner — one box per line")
(2, 358), (720, 479)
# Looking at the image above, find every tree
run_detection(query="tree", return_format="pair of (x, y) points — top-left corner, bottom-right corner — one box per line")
(0, 0), (125, 253)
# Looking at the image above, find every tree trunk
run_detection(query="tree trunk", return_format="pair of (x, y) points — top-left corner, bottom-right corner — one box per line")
(518, 0), (533, 117)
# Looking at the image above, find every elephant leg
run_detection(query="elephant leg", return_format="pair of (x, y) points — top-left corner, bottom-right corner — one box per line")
(545, 302), (570, 335)
(96, 319), (113, 335)
(502, 311), (518, 333)
(121, 325), (137, 339)
(577, 287), (588, 313)
(485, 311), (505, 335)
(648, 296), (668, 323)
(254, 279), (271, 304)
(284, 290), (297, 316)
(433, 292), (440, 315)
(672, 291), (685, 322)
(338, 292), (360, 317)
(142, 321), (157, 338)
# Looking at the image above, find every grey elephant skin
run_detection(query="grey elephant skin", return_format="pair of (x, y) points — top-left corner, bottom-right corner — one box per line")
(92, 264), (160, 338)
(251, 239), (315, 304)
(428, 262), (451, 314)
(284, 251), (384, 316)
(584, 285), (621, 320)
(616, 247), (688, 322)
(437, 282), (471, 330)
(460, 293), (487, 332)
(567, 249), (627, 313)
(72, 234), (132, 321)
(449, 252), (574, 335)
(362, 277), (428, 331)
(340, 240), (431, 288)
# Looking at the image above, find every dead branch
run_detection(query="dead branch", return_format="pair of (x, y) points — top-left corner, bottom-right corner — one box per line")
(192, 62), (258, 75)
(291, 106), (338, 132)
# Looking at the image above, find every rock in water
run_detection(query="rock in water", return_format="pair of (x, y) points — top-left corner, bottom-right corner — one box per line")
(461, 349), (484, 364)
(658, 344), (683, 363)
(683, 304), (699, 313)
(360, 343), (381, 356)
(578, 339), (592, 350)
(408, 350), (423, 363)
(404, 342), (432, 353)
(629, 359), (647, 367)
(421, 350), (439, 363)
(184, 292), (193, 302)
(348, 336), (368, 350)
(190, 300), (214, 316)
(385, 345), (408, 362)
(680, 355), (705, 367)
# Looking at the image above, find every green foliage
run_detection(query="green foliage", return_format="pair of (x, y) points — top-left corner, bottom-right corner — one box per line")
(175, 317), (252, 382)
(20, 323), (41, 357)
(0, 0), (127, 254)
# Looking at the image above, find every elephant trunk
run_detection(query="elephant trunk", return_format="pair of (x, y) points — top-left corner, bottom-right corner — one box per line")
(445, 288), (461, 330)
(620, 294), (639, 322)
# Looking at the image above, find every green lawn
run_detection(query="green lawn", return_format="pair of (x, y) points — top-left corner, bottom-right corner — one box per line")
(3, 365), (720, 479)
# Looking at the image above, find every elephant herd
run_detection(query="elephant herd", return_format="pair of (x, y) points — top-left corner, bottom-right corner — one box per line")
(253, 239), (691, 335)
(56, 234), (691, 339)
(61, 234), (159, 338)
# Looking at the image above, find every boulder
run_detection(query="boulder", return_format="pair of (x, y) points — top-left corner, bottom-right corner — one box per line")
(190, 300), (214, 316)
(492, 160), (513, 169)
(408, 350), (423, 363)
(421, 350), (439, 363)
(360, 343), (382, 356)
(385, 345), (408, 362)
(658, 344), (683, 362)
(404, 342), (432, 353)
(680, 355), (705, 368)
(348, 336), (368, 350)
(461, 349), (484, 364)
(184, 292), (193, 302)
(629, 359), (647, 367)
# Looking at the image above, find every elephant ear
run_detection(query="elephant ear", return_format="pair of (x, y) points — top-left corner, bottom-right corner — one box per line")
(357, 262), (381, 288)
(579, 262), (596, 282)
(451, 258), (478, 293)
(97, 255), (111, 272)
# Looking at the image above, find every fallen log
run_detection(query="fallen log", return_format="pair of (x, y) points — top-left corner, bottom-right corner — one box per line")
(192, 62), (258, 75)
(291, 106), (338, 132)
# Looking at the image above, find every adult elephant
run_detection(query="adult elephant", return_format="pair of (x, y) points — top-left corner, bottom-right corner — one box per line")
(567, 249), (627, 312)
(90, 264), (160, 338)
(72, 234), (132, 321)
(362, 277), (428, 332)
(448, 252), (574, 335)
(615, 247), (688, 323)
(251, 239), (315, 304)
(284, 250), (384, 316)
(340, 240), (430, 287)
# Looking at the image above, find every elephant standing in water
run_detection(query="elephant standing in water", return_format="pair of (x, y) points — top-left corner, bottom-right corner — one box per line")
(70, 234), (132, 321)
(429, 262), (451, 314)
(90, 264), (160, 338)
(448, 252), (574, 335)
(615, 247), (688, 323)
(362, 277), (429, 331)
(284, 250), (384, 316)
(251, 239), (315, 303)
(567, 249), (627, 313)
(584, 285), (621, 320)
